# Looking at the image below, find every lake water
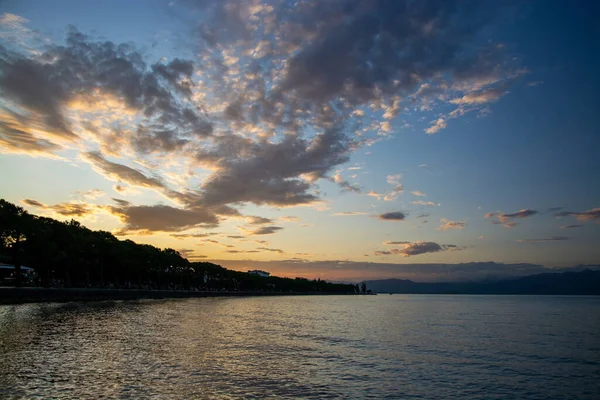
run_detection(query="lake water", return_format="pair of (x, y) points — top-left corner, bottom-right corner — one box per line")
(0, 295), (599, 399)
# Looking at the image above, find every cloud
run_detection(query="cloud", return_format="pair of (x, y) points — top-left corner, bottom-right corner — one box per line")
(171, 232), (216, 239)
(375, 241), (461, 257)
(0, 26), (210, 158)
(499, 209), (539, 222)
(279, 216), (300, 222)
(332, 172), (361, 193)
(555, 208), (600, 222)
(83, 151), (164, 189)
(241, 225), (284, 236)
(257, 247), (284, 254)
(378, 211), (406, 221)
(438, 218), (467, 231)
(413, 200), (437, 207)
(334, 211), (368, 216)
(107, 204), (219, 233)
(416, 213), (429, 219)
(72, 189), (105, 200)
(22, 198), (95, 217)
(517, 237), (569, 243)
(411, 191), (426, 197)
(450, 83), (510, 105)
(246, 216), (274, 225)
(111, 198), (131, 207)
(561, 225), (583, 229)
(425, 118), (447, 134)
(383, 241), (411, 245)
(1, 2), (527, 235)
(486, 208), (539, 227)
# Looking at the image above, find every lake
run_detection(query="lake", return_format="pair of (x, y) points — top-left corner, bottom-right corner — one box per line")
(1, 295), (599, 399)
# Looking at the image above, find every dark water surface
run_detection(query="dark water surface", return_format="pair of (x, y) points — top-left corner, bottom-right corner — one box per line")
(0, 295), (599, 399)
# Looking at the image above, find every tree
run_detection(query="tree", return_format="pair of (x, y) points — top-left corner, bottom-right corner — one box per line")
(0, 199), (32, 286)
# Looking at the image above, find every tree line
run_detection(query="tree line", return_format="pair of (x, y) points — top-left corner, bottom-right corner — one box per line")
(0, 199), (355, 293)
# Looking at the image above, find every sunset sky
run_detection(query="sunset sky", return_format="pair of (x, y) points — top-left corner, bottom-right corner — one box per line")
(1, 0), (598, 281)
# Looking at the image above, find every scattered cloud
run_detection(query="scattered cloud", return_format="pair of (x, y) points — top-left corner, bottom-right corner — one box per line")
(22, 198), (95, 217)
(279, 216), (300, 222)
(555, 208), (600, 222)
(333, 211), (368, 216)
(438, 218), (467, 231)
(425, 118), (447, 134)
(257, 247), (284, 254)
(378, 211), (406, 221)
(486, 208), (539, 227)
(241, 225), (284, 236)
(375, 241), (461, 257)
(246, 216), (274, 225)
(73, 189), (105, 200)
(517, 237), (569, 243)
(412, 200), (437, 206)
(411, 190), (426, 197)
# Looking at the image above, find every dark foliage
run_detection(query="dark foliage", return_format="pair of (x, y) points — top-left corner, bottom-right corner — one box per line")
(0, 199), (354, 293)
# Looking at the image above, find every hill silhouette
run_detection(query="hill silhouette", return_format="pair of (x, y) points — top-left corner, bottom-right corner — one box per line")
(366, 269), (600, 295)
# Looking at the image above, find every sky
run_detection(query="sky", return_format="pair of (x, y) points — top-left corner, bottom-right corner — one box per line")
(0, 0), (599, 282)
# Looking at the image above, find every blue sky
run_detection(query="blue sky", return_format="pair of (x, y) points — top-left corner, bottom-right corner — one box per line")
(0, 0), (598, 281)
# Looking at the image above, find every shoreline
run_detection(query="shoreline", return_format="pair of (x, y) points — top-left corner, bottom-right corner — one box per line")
(0, 287), (357, 305)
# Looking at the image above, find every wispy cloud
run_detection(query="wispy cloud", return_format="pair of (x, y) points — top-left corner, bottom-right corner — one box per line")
(517, 237), (569, 243)
(333, 211), (368, 216)
(486, 209), (539, 227)
(555, 208), (600, 222)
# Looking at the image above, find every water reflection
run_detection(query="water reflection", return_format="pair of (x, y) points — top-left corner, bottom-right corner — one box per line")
(1, 296), (599, 399)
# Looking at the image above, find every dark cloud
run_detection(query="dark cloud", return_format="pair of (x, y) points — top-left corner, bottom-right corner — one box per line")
(194, 127), (353, 207)
(246, 216), (274, 225)
(375, 241), (461, 257)
(22, 198), (44, 207)
(257, 247), (284, 254)
(0, 27), (211, 155)
(486, 208), (539, 227)
(0, 116), (62, 155)
(378, 211), (406, 221)
(278, 0), (515, 106)
(107, 204), (218, 233)
(111, 198), (131, 207)
(561, 225), (583, 229)
(517, 236), (569, 243)
(244, 226), (284, 236)
(555, 208), (600, 222)
(499, 209), (538, 221)
(170, 232), (217, 239)
(83, 151), (165, 189)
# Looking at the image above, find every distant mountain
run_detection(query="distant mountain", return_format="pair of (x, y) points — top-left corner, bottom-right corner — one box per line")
(365, 269), (600, 295)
